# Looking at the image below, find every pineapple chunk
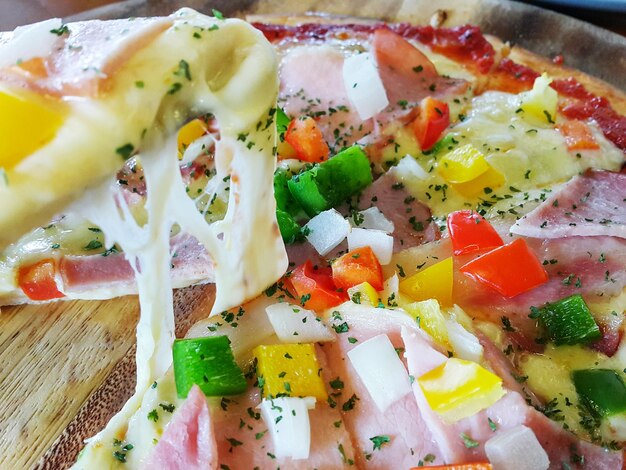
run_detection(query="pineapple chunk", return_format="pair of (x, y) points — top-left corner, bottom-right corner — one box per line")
(519, 73), (558, 125)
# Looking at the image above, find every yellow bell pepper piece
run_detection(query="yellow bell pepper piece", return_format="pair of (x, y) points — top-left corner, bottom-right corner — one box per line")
(0, 88), (63, 169)
(519, 73), (558, 125)
(177, 118), (208, 158)
(452, 166), (505, 197)
(253, 343), (327, 400)
(399, 257), (453, 306)
(418, 358), (505, 423)
(437, 144), (490, 184)
(347, 281), (380, 306)
(403, 299), (450, 348)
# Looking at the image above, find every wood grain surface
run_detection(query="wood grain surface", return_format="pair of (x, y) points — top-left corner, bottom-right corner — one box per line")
(0, 1), (624, 469)
(0, 296), (139, 469)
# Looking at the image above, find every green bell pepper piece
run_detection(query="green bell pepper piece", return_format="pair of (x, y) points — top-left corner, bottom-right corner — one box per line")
(276, 209), (301, 244)
(173, 335), (247, 398)
(530, 294), (601, 346)
(288, 145), (372, 217)
(275, 107), (290, 142)
(572, 369), (626, 417)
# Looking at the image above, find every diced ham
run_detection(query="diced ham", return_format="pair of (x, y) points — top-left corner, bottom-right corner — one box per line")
(59, 232), (213, 296)
(355, 172), (439, 251)
(0, 17), (172, 97)
(143, 385), (218, 470)
(371, 29), (468, 118)
(476, 330), (539, 403)
(512, 170), (626, 239)
(321, 304), (443, 468)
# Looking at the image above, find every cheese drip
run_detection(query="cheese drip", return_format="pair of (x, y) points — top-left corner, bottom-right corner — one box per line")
(64, 9), (286, 468)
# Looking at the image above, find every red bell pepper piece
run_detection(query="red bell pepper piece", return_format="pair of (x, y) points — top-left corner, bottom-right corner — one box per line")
(331, 246), (384, 291)
(284, 116), (330, 163)
(412, 97), (450, 151)
(459, 238), (548, 298)
(289, 260), (346, 311)
(447, 210), (504, 256)
(17, 258), (65, 301)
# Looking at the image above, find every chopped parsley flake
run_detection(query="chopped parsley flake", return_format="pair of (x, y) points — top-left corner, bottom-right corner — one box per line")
(370, 434), (391, 451)
(461, 433), (479, 448)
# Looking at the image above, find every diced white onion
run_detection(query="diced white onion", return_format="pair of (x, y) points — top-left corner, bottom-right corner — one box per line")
(343, 52), (389, 120)
(265, 303), (335, 343)
(0, 18), (63, 68)
(304, 209), (351, 256)
(485, 425), (549, 470)
(347, 334), (412, 412)
(391, 155), (429, 180)
(445, 318), (483, 363)
(347, 228), (393, 265)
(260, 397), (316, 460)
(351, 207), (394, 233)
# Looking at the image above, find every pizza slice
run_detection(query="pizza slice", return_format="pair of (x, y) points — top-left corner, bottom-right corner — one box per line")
(0, 9), (287, 312)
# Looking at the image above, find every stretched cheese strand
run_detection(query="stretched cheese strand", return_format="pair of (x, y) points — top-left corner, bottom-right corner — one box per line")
(65, 10), (286, 468)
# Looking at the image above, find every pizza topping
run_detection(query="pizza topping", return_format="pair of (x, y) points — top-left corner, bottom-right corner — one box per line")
(356, 171), (439, 250)
(404, 299), (451, 348)
(447, 210), (504, 256)
(530, 294), (601, 346)
(342, 51), (389, 120)
(304, 208), (351, 256)
(484, 425), (549, 470)
(518, 73), (558, 126)
(372, 28), (468, 126)
(288, 260), (346, 311)
(172, 336), (247, 398)
(512, 170), (626, 239)
(347, 333), (412, 412)
(346, 227), (394, 266)
(331, 246), (384, 291)
(0, 88), (64, 170)
(556, 120), (600, 151)
(418, 358), (506, 423)
(264, 302), (335, 343)
(572, 369), (626, 418)
(17, 258), (65, 301)
(412, 96), (451, 151)
(253, 343), (327, 400)
(400, 257), (454, 306)
(284, 116), (330, 163)
(143, 385), (218, 470)
(259, 396), (316, 460)
(460, 239), (548, 298)
(288, 145), (373, 217)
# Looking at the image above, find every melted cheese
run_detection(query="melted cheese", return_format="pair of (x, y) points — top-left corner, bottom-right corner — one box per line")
(394, 90), (625, 222)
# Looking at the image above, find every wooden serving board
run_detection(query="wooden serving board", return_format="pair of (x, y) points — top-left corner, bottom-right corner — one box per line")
(0, 1), (624, 469)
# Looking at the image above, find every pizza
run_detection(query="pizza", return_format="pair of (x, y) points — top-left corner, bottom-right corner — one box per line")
(1, 6), (625, 470)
